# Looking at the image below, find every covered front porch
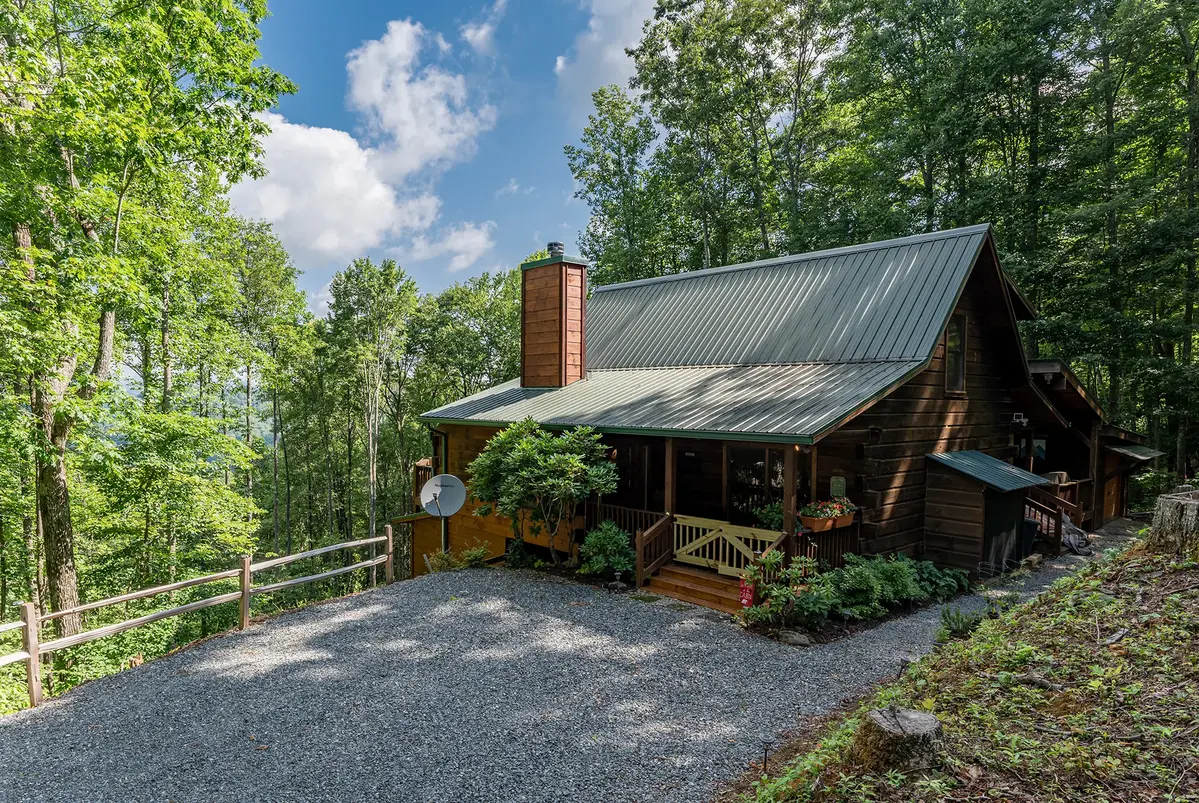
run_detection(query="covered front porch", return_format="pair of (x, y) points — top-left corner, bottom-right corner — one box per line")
(583, 434), (861, 609)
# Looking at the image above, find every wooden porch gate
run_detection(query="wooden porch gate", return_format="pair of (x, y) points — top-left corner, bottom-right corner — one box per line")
(671, 515), (783, 577)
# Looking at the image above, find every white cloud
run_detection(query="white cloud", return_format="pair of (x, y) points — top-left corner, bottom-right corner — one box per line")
(348, 19), (496, 179)
(228, 113), (427, 263)
(555, 0), (656, 122)
(230, 19), (500, 280)
(495, 178), (534, 197)
(461, 0), (507, 54)
(409, 221), (497, 272)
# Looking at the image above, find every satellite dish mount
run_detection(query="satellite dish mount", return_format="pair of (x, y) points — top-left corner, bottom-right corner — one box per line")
(420, 474), (466, 553)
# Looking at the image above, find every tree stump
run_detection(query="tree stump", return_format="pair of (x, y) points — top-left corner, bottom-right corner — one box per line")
(850, 707), (942, 773)
(1149, 490), (1199, 560)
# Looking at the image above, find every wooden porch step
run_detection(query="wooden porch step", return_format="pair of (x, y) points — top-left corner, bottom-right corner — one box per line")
(648, 565), (742, 614)
(656, 564), (740, 592)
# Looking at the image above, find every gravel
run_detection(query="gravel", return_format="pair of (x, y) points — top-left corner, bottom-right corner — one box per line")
(0, 521), (1138, 803)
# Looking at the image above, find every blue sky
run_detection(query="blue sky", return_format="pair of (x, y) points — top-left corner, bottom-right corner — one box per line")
(229, 0), (656, 308)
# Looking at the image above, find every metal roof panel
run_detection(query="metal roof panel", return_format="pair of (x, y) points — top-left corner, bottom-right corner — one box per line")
(927, 450), (1049, 492)
(422, 361), (923, 441)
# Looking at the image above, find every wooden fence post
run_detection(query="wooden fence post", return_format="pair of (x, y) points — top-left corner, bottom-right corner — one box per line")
(20, 602), (41, 708)
(239, 555), (252, 631)
(384, 525), (395, 584)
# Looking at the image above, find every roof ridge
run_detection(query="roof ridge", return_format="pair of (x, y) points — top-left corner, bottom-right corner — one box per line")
(583, 358), (926, 373)
(591, 223), (993, 295)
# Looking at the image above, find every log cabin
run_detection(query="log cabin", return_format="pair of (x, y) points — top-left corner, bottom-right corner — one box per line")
(406, 226), (1160, 610)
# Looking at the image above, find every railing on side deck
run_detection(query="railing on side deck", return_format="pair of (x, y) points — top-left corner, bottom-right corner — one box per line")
(0, 516), (430, 710)
(800, 519), (861, 570)
(1025, 495), (1063, 557)
(635, 514), (675, 587)
(1030, 484), (1083, 522)
(585, 501), (668, 537)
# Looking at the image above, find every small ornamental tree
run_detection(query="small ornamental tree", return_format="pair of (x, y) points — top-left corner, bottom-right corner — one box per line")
(467, 419), (618, 565)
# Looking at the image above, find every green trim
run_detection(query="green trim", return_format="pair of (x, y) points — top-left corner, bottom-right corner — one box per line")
(420, 415), (815, 445)
(520, 254), (588, 270)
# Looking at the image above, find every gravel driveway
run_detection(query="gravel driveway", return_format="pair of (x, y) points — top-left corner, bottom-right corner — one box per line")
(0, 521), (1138, 803)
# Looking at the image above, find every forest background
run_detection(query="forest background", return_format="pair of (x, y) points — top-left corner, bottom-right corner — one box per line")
(1, 0), (1195, 702)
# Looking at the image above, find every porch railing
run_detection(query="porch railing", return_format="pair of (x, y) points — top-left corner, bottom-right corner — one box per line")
(635, 514), (674, 586)
(585, 501), (668, 537)
(1042, 479), (1092, 522)
(800, 519), (861, 570)
(1029, 484), (1082, 527)
(672, 515), (783, 577)
(1025, 494), (1063, 556)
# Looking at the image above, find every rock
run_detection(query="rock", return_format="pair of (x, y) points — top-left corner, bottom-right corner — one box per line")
(850, 707), (942, 772)
(1022, 553), (1042, 569)
(778, 630), (813, 647)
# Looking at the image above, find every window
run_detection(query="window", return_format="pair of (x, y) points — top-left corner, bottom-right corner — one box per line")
(945, 314), (966, 393)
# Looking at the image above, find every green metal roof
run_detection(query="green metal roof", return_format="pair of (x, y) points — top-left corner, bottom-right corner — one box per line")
(423, 225), (1003, 440)
(927, 450), (1049, 492)
(1106, 443), (1165, 462)
(422, 360), (922, 443)
(586, 225), (990, 369)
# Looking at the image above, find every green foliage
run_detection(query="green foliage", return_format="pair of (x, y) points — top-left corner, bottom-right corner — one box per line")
(579, 521), (636, 577)
(503, 538), (535, 569)
(937, 605), (987, 641)
(753, 501), (784, 530)
(459, 544), (491, 568)
(467, 421), (618, 565)
(750, 548), (1197, 802)
(743, 554), (970, 629)
(427, 550), (464, 573)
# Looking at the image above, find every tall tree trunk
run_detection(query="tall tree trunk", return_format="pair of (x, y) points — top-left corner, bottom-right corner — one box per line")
(282, 401), (293, 554)
(1102, 49), (1122, 422)
(221, 385), (230, 486)
(160, 279), (172, 413)
(245, 364), (253, 502)
(36, 418), (81, 637)
(1176, 18), (1198, 476)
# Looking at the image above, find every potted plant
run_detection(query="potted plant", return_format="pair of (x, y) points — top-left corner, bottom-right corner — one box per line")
(799, 501), (835, 532)
(828, 496), (859, 528)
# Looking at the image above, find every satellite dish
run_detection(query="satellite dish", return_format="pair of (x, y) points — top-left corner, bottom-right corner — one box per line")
(420, 474), (466, 519)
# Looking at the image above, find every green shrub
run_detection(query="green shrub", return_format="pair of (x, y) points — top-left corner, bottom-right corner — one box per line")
(742, 553), (969, 630)
(938, 605), (986, 640)
(753, 501), (784, 530)
(579, 521), (635, 577)
(912, 558), (971, 601)
(504, 538), (535, 569)
(459, 543), (491, 568)
(427, 550), (463, 573)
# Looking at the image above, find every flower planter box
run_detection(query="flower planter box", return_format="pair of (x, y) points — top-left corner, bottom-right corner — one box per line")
(801, 515), (834, 532)
(834, 513), (855, 528)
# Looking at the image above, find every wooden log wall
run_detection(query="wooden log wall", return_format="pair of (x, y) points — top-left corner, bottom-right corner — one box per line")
(819, 250), (1023, 557)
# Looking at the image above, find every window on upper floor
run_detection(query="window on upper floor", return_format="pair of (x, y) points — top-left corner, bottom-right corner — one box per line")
(945, 314), (967, 394)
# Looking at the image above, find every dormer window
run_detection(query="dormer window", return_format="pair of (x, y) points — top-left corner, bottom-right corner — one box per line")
(946, 314), (966, 394)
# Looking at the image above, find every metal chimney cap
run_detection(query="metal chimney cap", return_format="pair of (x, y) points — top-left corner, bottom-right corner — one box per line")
(547, 241), (565, 256)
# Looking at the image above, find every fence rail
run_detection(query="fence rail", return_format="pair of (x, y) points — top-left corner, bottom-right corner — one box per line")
(0, 518), (428, 710)
(635, 514), (674, 586)
(585, 502), (668, 537)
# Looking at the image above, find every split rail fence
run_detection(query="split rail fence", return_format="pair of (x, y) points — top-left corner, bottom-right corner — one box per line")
(0, 512), (429, 709)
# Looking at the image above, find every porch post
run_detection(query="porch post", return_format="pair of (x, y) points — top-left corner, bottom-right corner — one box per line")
(665, 437), (676, 514)
(783, 445), (797, 534)
(809, 445), (819, 501)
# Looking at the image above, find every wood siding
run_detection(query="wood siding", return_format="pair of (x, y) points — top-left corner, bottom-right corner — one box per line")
(923, 462), (986, 572)
(820, 247), (1024, 557)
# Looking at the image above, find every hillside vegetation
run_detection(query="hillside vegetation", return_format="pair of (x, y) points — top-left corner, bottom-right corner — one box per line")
(747, 545), (1199, 802)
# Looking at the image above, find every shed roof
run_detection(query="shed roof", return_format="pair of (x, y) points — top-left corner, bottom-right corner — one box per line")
(927, 450), (1050, 492)
(424, 224), (1002, 441)
(1106, 443), (1165, 462)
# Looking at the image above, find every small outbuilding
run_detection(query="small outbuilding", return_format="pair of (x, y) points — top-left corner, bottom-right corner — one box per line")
(925, 450), (1050, 577)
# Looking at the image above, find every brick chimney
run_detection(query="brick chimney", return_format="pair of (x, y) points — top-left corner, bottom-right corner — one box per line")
(520, 243), (587, 387)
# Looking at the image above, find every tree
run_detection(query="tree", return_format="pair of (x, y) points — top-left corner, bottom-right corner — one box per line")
(468, 421), (618, 565)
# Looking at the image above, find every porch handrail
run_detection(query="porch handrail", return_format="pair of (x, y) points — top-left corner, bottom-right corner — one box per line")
(586, 501), (668, 538)
(1025, 494), (1063, 556)
(1029, 484), (1082, 520)
(635, 513), (674, 586)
